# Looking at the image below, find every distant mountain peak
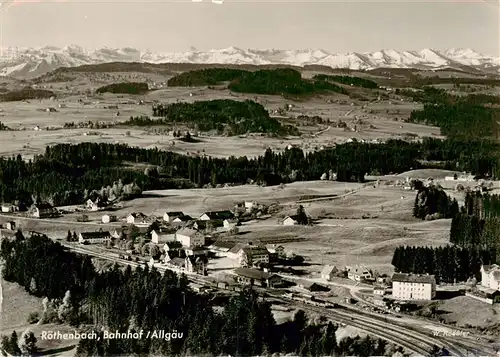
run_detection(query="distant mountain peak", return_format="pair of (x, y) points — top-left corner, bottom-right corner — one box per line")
(0, 45), (499, 79)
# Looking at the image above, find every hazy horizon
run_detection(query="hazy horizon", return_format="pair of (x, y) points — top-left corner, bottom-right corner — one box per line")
(1, 0), (498, 56)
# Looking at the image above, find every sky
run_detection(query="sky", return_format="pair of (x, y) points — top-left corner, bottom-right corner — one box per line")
(0, 0), (499, 55)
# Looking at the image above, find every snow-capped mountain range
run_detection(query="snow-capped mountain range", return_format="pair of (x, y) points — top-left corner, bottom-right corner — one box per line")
(1, 44), (499, 79)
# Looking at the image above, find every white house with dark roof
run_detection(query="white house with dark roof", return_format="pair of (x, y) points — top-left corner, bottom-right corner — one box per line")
(282, 215), (299, 226)
(321, 265), (338, 281)
(163, 211), (186, 223)
(175, 228), (205, 247)
(480, 264), (500, 291)
(373, 286), (386, 296)
(234, 267), (282, 288)
(199, 210), (235, 221)
(29, 203), (58, 218)
(79, 230), (112, 244)
(163, 241), (183, 252)
(185, 256), (208, 275)
(392, 273), (436, 301)
(223, 218), (238, 229)
(1, 204), (18, 213)
(347, 265), (372, 282)
(102, 214), (117, 224)
(151, 230), (175, 244)
(172, 215), (192, 224)
(227, 243), (247, 260)
(239, 246), (269, 267)
(127, 212), (147, 224)
(85, 198), (107, 212)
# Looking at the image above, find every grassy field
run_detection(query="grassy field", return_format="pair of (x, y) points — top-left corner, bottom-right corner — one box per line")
(0, 79), (441, 159)
(67, 178), (452, 275)
(0, 176), (459, 274)
(0, 278), (77, 356)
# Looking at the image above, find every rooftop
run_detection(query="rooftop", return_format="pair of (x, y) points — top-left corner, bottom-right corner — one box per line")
(242, 246), (269, 256)
(321, 265), (337, 276)
(392, 273), (435, 284)
(202, 210), (235, 220)
(210, 241), (236, 250)
(176, 228), (200, 237)
(234, 267), (272, 280)
(169, 257), (185, 267)
(483, 264), (500, 273)
(80, 231), (111, 239)
(165, 211), (184, 216)
(228, 243), (247, 254)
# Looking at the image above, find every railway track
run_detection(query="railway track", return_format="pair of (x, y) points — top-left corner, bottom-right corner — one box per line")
(278, 298), (461, 357)
(65, 244), (496, 357)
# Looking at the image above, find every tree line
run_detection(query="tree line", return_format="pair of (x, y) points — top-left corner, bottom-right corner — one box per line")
(449, 192), (500, 256)
(167, 68), (349, 96)
(2, 137), (500, 206)
(0, 87), (55, 102)
(95, 82), (149, 95)
(149, 99), (299, 136)
(167, 68), (247, 86)
(404, 87), (500, 139)
(412, 184), (459, 220)
(0, 232), (395, 357)
(391, 245), (496, 283)
(313, 74), (378, 89)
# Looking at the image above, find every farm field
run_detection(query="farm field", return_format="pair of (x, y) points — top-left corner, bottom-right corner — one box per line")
(1, 62), (500, 356)
(13, 177), (458, 275)
(0, 276), (77, 356)
(0, 78), (441, 159)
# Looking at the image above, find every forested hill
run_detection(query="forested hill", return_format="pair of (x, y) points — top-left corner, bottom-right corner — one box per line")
(167, 68), (348, 96)
(405, 87), (500, 140)
(1, 137), (500, 207)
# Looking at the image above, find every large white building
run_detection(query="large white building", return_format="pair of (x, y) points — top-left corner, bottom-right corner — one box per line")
(151, 230), (175, 244)
(174, 228), (205, 247)
(392, 273), (436, 301)
(480, 264), (500, 291)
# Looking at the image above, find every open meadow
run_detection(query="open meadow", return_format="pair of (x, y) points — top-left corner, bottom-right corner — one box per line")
(0, 71), (442, 159)
(2, 63), (500, 355)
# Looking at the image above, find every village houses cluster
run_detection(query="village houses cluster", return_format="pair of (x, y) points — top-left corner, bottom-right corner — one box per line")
(1, 199), (499, 303)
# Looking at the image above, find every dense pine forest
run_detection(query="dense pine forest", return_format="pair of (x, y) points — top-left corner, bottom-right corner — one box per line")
(95, 82), (149, 95)
(391, 245), (496, 283)
(167, 68), (247, 86)
(449, 192), (500, 257)
(312, 74), (379, 89)
(2, 137), (500, 206)
(412, 185), (459, 220)
(405, 87), (500, 139)
(394, 191), (500, 281)
(149, 99), (299, 135)
(167, 68), (349, 96)
(0, 233), (396, 357)
(228, 68), (348, 96)
(0, 87), (55, 102)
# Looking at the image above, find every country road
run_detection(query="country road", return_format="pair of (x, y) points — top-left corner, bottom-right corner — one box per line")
(60, 242), (499, 357)
(296, 186), (364, 203)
